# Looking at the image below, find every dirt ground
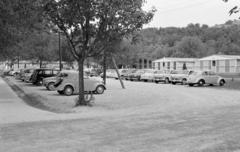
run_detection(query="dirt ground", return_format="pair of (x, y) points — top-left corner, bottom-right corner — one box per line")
(1, 78), (240, 152)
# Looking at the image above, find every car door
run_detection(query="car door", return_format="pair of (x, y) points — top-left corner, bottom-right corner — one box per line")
(202, 71), (211, 84)
(208, 71), (218, 84)
(84, 76), (95, 91)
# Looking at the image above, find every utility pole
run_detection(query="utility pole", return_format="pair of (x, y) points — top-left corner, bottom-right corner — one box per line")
(59, 32), (62, 71)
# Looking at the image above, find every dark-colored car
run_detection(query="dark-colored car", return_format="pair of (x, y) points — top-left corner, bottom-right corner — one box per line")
(31, 68), (60, 85)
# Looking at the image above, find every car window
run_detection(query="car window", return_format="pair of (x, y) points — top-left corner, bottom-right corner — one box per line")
(208, 71), (216, 75)
(202, 71), (208, 75)
(38, 70), (43, 75)
(53, 70), (59, 75)
(44, 70), (52, 75)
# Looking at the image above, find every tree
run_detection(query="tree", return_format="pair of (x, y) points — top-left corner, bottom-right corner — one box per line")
(44, 0), (155, 106)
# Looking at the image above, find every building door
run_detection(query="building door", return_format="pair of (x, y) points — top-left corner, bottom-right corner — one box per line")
(225, 60), (230, 73)
(173, 62), (176, 70)
(212, 60), (216, 72)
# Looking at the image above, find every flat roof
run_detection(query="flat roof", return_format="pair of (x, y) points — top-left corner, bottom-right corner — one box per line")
(199, 54), (240, 61)
(153, 57), (198, 63)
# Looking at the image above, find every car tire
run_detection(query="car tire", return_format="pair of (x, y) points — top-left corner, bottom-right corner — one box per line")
(155, 80), (159, 84)
(182, 79), (187, 85)
(165, 78), (170, 84)
(64, 86), (74, 96)
(95, 85), (105, 94)
(198, 80), (205, 86)
(47, 82), (55, 91)
(188, 83), (194, 87)
(172, 82), (176, 85)
(219, 79), (225, 86)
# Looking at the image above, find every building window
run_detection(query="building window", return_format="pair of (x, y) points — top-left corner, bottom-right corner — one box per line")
(163, 62), (165, 67)
(212, 60), (216, 67)
(149, 61), (152, 68)
(139, 59), (142, 69)
(167, 62), (170, 69)
(144, 59), (147, 68)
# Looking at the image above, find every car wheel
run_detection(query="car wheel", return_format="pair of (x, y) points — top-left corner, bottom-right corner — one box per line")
(172, 82), (176, 85)
(188, 83), (194, 87)
(182, 79), (187, 85)
(165, 78), (170, 84)
(198, 80), (205, 86)
(48, 82), (55, 91)
(155, 80), (159, 84)
(95, 85), (105, 94)
(64, 86), (73, 96)
(219, 79), (225, 86)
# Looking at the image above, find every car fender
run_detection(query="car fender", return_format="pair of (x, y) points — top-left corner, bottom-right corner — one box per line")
(58, 83), (74, 91)
(217, 78), (225, 84)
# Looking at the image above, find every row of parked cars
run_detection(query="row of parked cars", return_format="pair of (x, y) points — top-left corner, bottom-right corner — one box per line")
(105, 69), (226, 87)
(9, 68), (106, 96)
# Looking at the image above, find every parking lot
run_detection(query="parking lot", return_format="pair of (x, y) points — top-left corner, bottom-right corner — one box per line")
(1, 76), (240, 152)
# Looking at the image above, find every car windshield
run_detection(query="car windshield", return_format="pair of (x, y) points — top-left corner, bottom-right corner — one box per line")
(155, 71), (164, 74)
(190, 71), (201, 76)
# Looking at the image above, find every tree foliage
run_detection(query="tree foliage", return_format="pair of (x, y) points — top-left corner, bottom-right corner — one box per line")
(44, 0), (155, 105)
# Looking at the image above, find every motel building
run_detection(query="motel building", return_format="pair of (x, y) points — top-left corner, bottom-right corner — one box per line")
(194, 54), (240, 74)
(152, 57), (198, 71)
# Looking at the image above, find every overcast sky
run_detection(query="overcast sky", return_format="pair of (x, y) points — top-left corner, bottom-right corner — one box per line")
(143, 0), (240, 28)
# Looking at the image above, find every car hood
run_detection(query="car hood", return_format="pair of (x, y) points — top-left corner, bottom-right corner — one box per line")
(171, 74), (187, 78)
(43, 76), (57, 82)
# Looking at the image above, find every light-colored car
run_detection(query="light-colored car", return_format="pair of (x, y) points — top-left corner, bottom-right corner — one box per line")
(55, 70), (106, 96)
(43, 76), (58, 91)
(187, 70), (225, 86)
(171, 70), (193, 85)
(153, 70), (172, 83)
(100, 69), (118, 79)
(140, 69), (156, 82)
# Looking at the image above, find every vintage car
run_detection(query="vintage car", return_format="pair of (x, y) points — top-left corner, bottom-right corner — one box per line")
(20, 68), (35, 82)
(122, 69), (137, 80)
(128, 69), (150, 81)
(153, 70), (172, 83)
(171, 70), (194, 85)
(100, 69), (118, 79)
(54, 70), (106, 96)
(43, 76), (58, 91)
(140, 69), (156, 82)
(187, 70), (225, 86)
(31, 68), (60, 85)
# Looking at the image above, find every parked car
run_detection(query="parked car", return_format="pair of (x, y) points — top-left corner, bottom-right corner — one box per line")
(171, 70), (194, 85)
(187, 70), (225, 86)
(119, 69), (135, 80)
(140, 69), (156, 82)
(31, 68), (60, 85)
(43, 76), (58, 91)
(128, 69), (150, 81)
(18, 68), (35, 81)
(54, 70), (106, 96)
(154, 70), (172, 83)
(8, 69), (20, 76)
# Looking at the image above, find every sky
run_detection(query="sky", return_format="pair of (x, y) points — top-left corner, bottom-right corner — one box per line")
(143, 0), (240, 28)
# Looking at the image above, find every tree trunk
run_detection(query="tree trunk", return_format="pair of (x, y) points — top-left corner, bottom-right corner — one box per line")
(103, 51), (107, 85)
(76, 58), (87, 106)
(111, 56), (125, 89)
(39, 60), (42, 68)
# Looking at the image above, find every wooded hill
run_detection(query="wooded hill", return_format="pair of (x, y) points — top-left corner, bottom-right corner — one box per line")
(115, 20), (240, 67)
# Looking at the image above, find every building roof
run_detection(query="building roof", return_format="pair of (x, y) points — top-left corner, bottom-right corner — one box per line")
(153, 57), (198, 63)
(199, 54), (240, 61)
